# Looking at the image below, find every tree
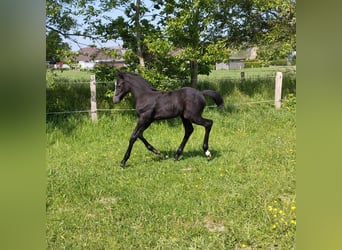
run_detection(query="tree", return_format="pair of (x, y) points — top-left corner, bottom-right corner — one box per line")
(92, 0), (159, 68)
(46, 30), (71, 63)
(46, 0), (110, 50)
(46, 0), (77, 35)
(257, 0), (296, 61)
(214, 0), (296, 62)
(46, 0), (296, 85)
(155, 0), (230, 87)
(45, 0), (231, 87)
(140, 0), (230, 87)
(146, 0), (295, 85)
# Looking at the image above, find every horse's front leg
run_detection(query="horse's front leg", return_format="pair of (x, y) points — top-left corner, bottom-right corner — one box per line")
(120, 130), (139, 168)
(120, 120), (146, 168)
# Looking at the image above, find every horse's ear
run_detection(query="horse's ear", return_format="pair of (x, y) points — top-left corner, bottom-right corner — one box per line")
(117, 71), (125, 79)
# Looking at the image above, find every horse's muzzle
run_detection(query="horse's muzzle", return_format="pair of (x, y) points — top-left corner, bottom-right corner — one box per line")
(113, 95), (121, 103)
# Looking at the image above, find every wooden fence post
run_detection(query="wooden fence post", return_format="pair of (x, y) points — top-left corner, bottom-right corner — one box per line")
(275, 72), (283, 109)
(90, 75), (97, 121)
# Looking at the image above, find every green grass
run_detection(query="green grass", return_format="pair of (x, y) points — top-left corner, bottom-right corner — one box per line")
(46, 69), (93, 82)
(199, 66), (296, 81)
(46, 66), (296, 83)
(46, 67), (296, 249)
(47, 106), (296, 249)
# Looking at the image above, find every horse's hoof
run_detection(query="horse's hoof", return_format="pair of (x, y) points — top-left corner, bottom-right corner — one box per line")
(120, 161), (126, 168)
(205, 150), (212, 158)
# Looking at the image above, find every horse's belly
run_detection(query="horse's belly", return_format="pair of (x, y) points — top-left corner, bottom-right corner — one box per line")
(154, 102), (182, 119)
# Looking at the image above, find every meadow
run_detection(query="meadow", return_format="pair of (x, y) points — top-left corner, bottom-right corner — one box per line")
(46, 67), (296, 249)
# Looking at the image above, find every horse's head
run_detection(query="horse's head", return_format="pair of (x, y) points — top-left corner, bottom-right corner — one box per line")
(113, 72), (130, 104)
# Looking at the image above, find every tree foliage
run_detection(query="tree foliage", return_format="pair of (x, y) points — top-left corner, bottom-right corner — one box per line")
(152, 0), (233, 86)
(46, 0), (296, 87)
(46, 30), (70, 63)
(214, 0), (296, 61)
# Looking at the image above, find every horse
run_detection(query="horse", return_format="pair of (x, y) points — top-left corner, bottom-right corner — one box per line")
(113, 71), (224, 168)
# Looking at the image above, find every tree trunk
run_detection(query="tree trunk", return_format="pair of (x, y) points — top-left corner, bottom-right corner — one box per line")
(137, 54), (145, 67)
(135, 0), (145, 67)
(190, 60), (198, 88)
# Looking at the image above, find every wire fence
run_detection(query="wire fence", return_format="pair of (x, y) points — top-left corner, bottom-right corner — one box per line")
(48, 74), (288, 85)
(46, 71), (294, 118)
(46, 99), (280, 116)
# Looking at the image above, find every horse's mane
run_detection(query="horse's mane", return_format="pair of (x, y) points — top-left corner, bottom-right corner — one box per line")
(118, 71), (157, 91)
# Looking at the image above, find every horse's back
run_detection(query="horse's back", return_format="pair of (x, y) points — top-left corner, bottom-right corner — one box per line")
(178, 87), (206, 119)
(152, 87), (205, 120)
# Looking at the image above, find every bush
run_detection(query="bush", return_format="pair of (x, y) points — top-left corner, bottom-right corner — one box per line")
(271, 59), (288, 66)
(46, 83), (90, 114)
(282, 72), (296, 97)
(139, 67), (186, 91)
(245, 61), (270, 68)
(46, 81), (118, 115)
(290, 58), (296, 65)
(283, 93), (296, 112)
(93, 63), (119, 82)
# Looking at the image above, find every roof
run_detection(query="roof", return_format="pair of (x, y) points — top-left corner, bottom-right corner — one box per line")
(229, 56), (246, 60)
(76, 46), (125, 62)
(168, 48), (185, 57)
(230, 46), (258, 61)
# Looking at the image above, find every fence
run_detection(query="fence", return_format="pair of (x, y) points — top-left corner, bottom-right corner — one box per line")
(46, 72), (285, 122)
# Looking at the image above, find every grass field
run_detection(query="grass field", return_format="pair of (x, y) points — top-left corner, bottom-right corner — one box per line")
(47, 69), (93, 82)
(199, 66), (296, 81)
(46, 67), (296, 249)
(47, 66), (296, 82)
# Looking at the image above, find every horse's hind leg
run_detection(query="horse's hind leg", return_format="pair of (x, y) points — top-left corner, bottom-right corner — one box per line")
(192, 117), (213, 158)
(174, 117), (194, 160)
(139, 134), (160, 155)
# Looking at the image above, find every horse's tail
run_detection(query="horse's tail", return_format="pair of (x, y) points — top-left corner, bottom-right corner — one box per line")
(202, 90), (224, 108)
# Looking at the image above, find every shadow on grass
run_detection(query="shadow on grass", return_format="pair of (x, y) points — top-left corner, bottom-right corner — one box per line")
(120, 148), (223, 168)
(150, 149), (222, 163)
(121, 149), (222, 169)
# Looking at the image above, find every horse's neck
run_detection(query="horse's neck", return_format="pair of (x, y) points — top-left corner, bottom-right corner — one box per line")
(130, 83), (157, 100)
